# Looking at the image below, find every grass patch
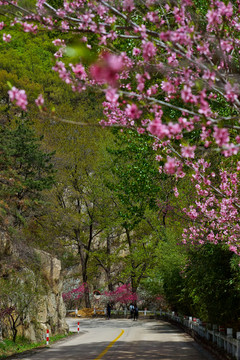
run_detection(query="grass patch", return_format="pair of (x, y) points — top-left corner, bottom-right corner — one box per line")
(0, 333), (72, 359)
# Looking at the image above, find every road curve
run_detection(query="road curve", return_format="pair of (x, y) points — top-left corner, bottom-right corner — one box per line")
(9, 318), (215, 360)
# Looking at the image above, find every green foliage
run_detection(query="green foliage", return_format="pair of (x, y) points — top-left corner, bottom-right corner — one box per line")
(0, 333), (72, 359)
(0, 269), (42, 342)
(179, 244), (240, 325)
(106, 128), (162, 229)
(0, 121), (55, 226)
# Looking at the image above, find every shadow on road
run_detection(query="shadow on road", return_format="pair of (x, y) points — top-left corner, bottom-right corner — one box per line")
(9, 340), (211, 359)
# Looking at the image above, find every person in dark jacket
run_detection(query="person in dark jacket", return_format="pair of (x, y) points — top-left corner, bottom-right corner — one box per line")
(133, 304), (139, 321)
(129, 303), (134, 319)
(107, 303), (111, 320)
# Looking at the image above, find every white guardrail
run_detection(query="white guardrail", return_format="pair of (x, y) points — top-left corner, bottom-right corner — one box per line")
(161, 311), (240, 360)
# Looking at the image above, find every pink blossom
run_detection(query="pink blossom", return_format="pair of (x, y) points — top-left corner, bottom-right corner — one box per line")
(133, 48), (141, 56)
(213, 127), (229, 147)
(142, 41), (157, 61)
(148, 118), (169, 139)
(35, 94), (44, 107)
(222, 143), (239, 157)
(146, 11), (160, 23)
(52, 61), (72, 85)
(161, 81), (176, 95)
(90, 53), (123, 86)
(52, 39), (65, 46)
(54, 49), (64, 58)
(3, 33), (11, 42)
(125, 103), (142, 119)
(218, 1), (233, 18)
(168, 123), (181, 136)
(181, 86), (196, 103)
(186, 206), (199, 220)
(224, 82), (239, 102)
(147, 84), (158, 96)
(137, 127), (145, 134)
(164, 157), (178, 174)
(181, 145), (196, 158)
(206, 9), (222, 29)
(36, 0), (45, 9)
(220, 40), (233, 53)
(105, 88), (119, 103)
(8, 86), (28, 110)
(122, 0), (135, 12)
(167, 52), (178, 66)
(173, 186), (179, 197)
(202, 69), (216, 81)
(198, 100), (212, 117)
(56, 9), (66, 17)
(71, 63), (87, 80)
(197, 42), (210, 56)
(156, 155), (163, 161)
(22, 22), (38, 33)
(0, 22), (4, 30)
(61, 21), (69, 30)
(229, 245), (237, 254)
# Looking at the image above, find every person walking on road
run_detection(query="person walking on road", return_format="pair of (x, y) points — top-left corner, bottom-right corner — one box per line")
(129, 303), (134, 319)
(106, 303), (111, 320)
(133, 305), (139, 321)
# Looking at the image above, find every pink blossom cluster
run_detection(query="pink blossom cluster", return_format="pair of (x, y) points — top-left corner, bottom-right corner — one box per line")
(3, 0), (240, 257)
(35, 94), (44, 107)
(104, 284), (138, 305)
(182, 164), (240, 255)
(90, 52), (124, 86)
(8, 86), (28, 110)
(22, 22), (38, 33)
(5, 0), (240, 160)
(3, 33), (11, 42)
(62, 283), (88, 302)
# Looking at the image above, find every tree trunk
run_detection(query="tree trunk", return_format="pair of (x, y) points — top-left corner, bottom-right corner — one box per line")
(75, 228), (91, 308)
(0, 320), (3, 342)
(106, 235), (113, 291)
(82, 271), (91, 308)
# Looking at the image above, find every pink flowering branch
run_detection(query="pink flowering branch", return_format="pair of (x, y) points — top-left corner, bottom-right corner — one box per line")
(182, 167), (240, 255)
(3, 0), (240, 256)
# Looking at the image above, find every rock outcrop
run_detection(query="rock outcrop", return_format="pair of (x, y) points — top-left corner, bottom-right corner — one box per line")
(0, 231), (69, 342)
(21, 250), (69, 342)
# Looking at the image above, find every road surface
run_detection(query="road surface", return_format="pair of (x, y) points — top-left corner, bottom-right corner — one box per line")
(9, 318), (215, 360)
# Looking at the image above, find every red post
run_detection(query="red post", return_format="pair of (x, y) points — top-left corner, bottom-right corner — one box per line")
(219, 325), (225, 333)
(46, 329), (49, 345)
(78, 322), (80, 334)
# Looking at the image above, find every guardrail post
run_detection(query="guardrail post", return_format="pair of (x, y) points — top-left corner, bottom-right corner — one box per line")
(236, 332), (240, 360)
(46, 329), (49, 346)
(226, 328), (233, 354)
(212, 325), (217, 344)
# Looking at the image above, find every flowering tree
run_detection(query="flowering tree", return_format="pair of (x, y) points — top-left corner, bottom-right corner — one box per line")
(62, 283), (88, 309)
(104, 283), (138, 306)
(2, 0), (240, 253)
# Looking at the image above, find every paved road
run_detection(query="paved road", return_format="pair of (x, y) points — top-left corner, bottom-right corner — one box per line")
(10, 318), (215, 360)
